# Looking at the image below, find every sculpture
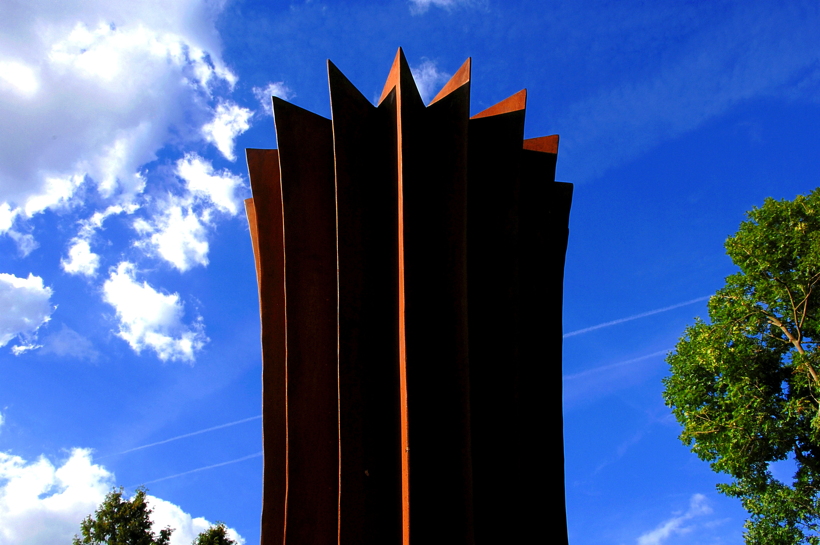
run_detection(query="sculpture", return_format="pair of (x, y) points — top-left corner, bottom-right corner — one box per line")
(245, 48), (572, 545)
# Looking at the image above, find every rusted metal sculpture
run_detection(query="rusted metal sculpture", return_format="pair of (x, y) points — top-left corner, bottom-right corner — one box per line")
(245, 48), (572, 545)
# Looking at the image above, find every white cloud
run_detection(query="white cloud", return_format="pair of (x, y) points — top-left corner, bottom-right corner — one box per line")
(102, 262), (207, 362)
(176, 153), (244, 216)
(79, 204), (139, 238)
(0, 204), (15, 234)
(0, 0), (252, 359)
(201, 102), (253, 161)
(410, 59), (451, 104)
(134, 154), (244, 271)
(0, 1), (237, 219)
(22, 175), (85, 217)
(61, 239), (100, 277)
(637, 494), (713, 545)
(0, 273), (54, 349)
(62, 204), (140, 278)
(252, 82), (294, 115)
(11, 343), (42, 356)
(147, 495), (245, 545)
(135, 202), (210, 272)
(0, 449), (244, 545)
(409, 0), (479, 15)
(0, 60), (39, 98)
(0, 449), (112, 545)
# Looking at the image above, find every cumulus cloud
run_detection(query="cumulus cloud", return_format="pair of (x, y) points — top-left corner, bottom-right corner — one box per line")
(637, 494), (713, 545)
(0, 273), (54, 350)
(80, 204), (139, 238)
(0, 0), (237, 222)
(0, 448), (112, 545)
(0, 448), (244, 545)
(22, 175), (86, 217)
(148, 495), (245, 545)
(61, 239), (100, 277)
(252, 82), (294, 115)
(134, 154), (244, 271)
(0, 60), (39, 98)
(102, 262), (207, 362)
(0, 204), (14, 234)
(201, 102), (253, 161)
(176, 154), (244, 216)
(135, 201), (210, 272)
(62, 203), (140, 278)
(410, 59), (451, 104)
(0, 0), (254, 362)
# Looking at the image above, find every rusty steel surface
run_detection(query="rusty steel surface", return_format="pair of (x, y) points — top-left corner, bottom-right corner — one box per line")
(329, 60), (403, 545)
(246, 48), (572, 545)
(397, 51), (473, 545)
(272, 98), (339, 545)
(246, 149), (288, 545)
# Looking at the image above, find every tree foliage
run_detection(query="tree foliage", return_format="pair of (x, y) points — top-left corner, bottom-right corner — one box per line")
(663, 189), (820, 544)
(74, 486), (239, 545)
(192, 522), (238, 545)
(72, 487), (173, 545)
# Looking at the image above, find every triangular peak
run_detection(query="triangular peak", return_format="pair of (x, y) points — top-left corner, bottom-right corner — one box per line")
(327, 59), (370, 107)
(378, 47), (422, 107)
(471, 89), (527, 119)
(523, 135), (559, 154)
(429, 58), (471, 105)
(379, 48), (404, 105)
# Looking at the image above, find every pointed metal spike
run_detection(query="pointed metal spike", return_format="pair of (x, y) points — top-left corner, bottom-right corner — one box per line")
(471, 89), (527, 119)
(328, 59), (371, 108)
(379, 48), (403, 105)
(523, 135), (559, 154)
(429, 58), (471, 105)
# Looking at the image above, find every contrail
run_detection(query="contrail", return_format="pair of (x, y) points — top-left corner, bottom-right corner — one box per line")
(97, 415), (262, 459)
(563, 296), (710, 338)
(562, 349), (671, 381)
(129, 452), (263, 487)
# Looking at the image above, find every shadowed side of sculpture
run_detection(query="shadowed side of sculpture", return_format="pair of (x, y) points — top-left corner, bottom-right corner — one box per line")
(245, 48), (572, 545)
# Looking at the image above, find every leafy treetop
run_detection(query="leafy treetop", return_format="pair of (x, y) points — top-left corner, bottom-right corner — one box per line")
(72, 487), (172, 545)
(663, 189), (820, 544)
(192, 522), (238, 545)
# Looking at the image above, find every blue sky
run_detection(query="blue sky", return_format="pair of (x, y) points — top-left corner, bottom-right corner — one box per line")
(1, 0), (819, 543)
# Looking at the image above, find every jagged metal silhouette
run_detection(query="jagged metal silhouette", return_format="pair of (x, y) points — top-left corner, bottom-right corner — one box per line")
(245, 48), (572, 545)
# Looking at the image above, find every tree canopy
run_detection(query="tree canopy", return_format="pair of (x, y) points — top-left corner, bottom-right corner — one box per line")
(663, 189), (820, 544)
(73, 487), (173, 545)
(191, 523), (237, 545)
(74, 487), (238, 545)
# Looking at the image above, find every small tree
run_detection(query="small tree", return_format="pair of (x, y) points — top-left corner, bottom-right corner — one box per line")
(192, 523), (237, 545)
(663, 189), (820, 544)
(73, 487), (173, 545)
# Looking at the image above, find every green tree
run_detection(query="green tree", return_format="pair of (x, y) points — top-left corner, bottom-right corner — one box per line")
(192, 523), (237, 545)
(663, 189), (820, 544)
(73, 487), (173, 545)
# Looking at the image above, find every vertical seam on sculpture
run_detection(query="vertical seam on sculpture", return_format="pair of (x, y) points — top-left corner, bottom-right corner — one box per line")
(331, 101), (343, 545)
(396, 79), (411, 545)
(279, 153), (289, 545)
